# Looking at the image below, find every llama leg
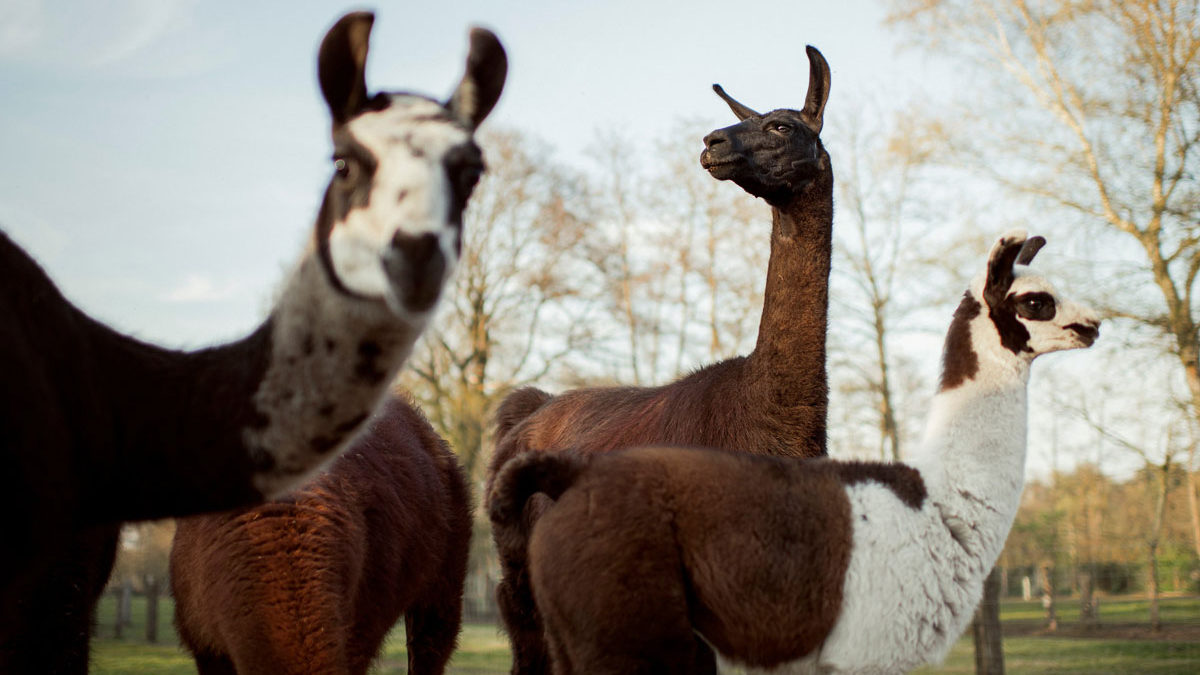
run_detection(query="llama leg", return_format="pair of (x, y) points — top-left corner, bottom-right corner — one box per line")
(191, 652), (237, 675)
(691, 635), (719, 675)
(542, 621), (575, 675)
(404, 516), (470, 675)
(530, 494), (701, 675)
(0, 525), (119, 674)
(404, 600), (463, 675)
(495, 565), (551, 675)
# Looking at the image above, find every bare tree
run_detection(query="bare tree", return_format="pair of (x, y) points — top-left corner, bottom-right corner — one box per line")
(402, 128), (595, 484)
(888, 0), (1200, 449)
(643, 120), (769, 370)
(829, 102), (946, 461)
(887, 1), (1197, 661)
(1069, 369), (1191, 630)
(581, 123), (769, 386)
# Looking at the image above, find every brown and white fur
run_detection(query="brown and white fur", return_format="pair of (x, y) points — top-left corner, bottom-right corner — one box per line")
(489, 231), (1100, 674)
(0, 12), (504, 674)
(486, 46), (832, 675)
(171, 394), (472, 675)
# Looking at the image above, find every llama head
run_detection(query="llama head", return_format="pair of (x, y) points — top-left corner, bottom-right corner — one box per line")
(314, 12), (506, 317)
(699, 46), (830, 207)
(941, 231), (1100, 390)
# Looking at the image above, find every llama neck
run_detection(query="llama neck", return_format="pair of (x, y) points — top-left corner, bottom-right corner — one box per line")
(913, 358), (1031, 563)
(744, 162), (833, 454)
(87, 253), (423, 523)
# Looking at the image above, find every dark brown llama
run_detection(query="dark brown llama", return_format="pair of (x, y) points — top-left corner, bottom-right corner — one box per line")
(0, 12), (505, 674)
(485, 46), (832, 675)
(171, 394), (472, 675)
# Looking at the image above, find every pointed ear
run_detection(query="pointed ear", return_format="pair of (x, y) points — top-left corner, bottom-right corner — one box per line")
(1015, 235), (1046, 266)
(318, 12), (375, 126)
(800, 45), (830, 135)
(712, 84), (760, 120)
(447, 27), (508, 129)
(984, 230), (1028, 308)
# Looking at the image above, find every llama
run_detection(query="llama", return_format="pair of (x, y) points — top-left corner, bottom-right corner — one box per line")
(0, 12), (505, 673)
(489, 231), (1101, 674)
(486, 46), (833, 674)
(170, 393), (471, 675)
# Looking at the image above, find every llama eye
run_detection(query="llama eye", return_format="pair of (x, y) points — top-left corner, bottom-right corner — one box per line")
(1015, 293), (1056, 320)
(334, 158), (350, 178)
(773, 123), (792, 134)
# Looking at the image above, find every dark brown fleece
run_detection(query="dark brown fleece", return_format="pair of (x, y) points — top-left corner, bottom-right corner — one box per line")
(171, 395), (472, 675)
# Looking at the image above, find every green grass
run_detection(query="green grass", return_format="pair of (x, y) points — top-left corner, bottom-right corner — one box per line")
(998, 595), (1200, 624)
(917, 637), (1200, 674)
(90, 594), (1199, 674)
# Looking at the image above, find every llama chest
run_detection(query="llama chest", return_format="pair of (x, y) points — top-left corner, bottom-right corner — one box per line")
(817, 483), (986, 672)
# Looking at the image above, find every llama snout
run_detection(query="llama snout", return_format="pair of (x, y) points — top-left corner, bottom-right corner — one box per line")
(383, 230), (449, 313)
(1066, 319), (1100, 346)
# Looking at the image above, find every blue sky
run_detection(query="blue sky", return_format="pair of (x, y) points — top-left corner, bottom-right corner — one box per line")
(0, 0), (954, 347)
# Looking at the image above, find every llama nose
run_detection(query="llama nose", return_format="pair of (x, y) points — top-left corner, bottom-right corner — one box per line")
(383, 231), (446, 312)
(703, 129), (729, 149)
(1068, 320), (1100, 345)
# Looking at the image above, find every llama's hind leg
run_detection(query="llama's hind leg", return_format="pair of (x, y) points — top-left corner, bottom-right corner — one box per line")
(404, 598), (463, 675)
(495, 566), (552, 675)
(191, 651), (237, 675)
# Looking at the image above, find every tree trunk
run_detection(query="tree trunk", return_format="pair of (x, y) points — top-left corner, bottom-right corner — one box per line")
(1187, 451), (1200, 559)
(114, 580), (133, 639)
(144, 575), (159, 643)
(1147, 457), (1172, 631)
(1078, 567), (1097, 627)
(1039, 561), (1057, 631)
(1148, 544), (1161, 631)
(972, 566), (1005, 675)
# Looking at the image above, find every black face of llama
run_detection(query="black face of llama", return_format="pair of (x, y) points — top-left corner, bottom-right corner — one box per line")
(314, 13), (504, 316)
(699, 46), (830, 206)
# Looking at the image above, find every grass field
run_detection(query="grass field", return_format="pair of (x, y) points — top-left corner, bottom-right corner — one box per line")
(90, 595), (1200, 674)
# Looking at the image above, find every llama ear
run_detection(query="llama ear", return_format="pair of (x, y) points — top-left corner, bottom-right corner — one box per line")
(800, 45), (830, 135)
(447, 27), (508, 129)
(984, 231), (1028, 308)
(318, 12), (374, 126)
(1015, 236), (1046, 266)
(712, 84), (760, 121)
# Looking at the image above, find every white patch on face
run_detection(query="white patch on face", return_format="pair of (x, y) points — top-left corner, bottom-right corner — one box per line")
(326, 95), (469, 314)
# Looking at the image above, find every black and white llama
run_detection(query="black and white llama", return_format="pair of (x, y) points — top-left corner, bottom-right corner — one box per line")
(0, 12), (505, 673)
(489, 230), (1100, 674)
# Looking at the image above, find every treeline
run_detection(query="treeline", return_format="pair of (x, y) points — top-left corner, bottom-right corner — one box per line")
(999, 462), (1200, 625)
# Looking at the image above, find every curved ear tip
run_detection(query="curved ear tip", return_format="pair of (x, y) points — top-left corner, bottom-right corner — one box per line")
(712, 83), (724, 93)
(998, 228), (1029, 244)
(469, 26), (503, 48)
(337, 10), (375, 28)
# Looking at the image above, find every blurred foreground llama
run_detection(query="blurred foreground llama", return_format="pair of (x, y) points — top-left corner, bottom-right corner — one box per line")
(0, 10), (504, 673)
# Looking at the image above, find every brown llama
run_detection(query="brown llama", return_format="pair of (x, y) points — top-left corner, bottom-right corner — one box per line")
(171, 393), (472, 675)
(491, 231), (1101, 674)
(0, 12), (505, 674)
(486, 46), (833, 675)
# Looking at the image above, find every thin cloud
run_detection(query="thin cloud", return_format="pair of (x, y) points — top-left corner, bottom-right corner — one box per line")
(162, 274), (244, 303)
